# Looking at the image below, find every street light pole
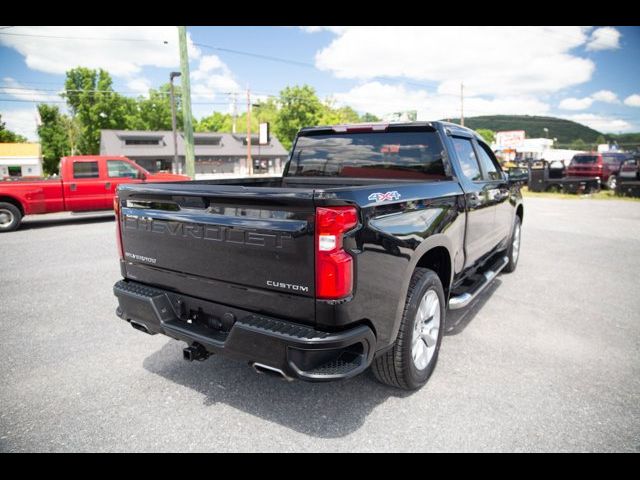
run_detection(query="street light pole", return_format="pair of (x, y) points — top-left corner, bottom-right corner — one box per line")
(169, 71), (181, 174)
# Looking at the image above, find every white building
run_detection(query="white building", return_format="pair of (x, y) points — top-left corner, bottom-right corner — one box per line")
(0, 143), (43, 178)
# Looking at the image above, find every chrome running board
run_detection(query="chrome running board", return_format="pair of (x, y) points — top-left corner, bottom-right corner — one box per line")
(448, 256), (509, 310)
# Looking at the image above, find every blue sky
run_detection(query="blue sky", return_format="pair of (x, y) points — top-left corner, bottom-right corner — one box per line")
(1, 26), (639, 140)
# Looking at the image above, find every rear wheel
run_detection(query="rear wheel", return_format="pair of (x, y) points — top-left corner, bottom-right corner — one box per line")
(503, 215), (522, 273)
(0, 202), (22, 232)
(606, 175), (617, 190)
(372, 268), (445, 390)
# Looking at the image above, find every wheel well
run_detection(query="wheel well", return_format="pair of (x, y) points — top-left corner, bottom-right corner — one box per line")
(415, 246), (451, 297)
(516, 204), (523, 224)
(0, 196), (24, 216)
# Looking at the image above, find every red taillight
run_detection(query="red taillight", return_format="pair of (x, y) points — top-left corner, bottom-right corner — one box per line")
(315, 206), (358, 299)
(114, 196), (124, 260)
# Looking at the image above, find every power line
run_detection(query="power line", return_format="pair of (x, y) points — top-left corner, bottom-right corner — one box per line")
(0, 31), (169, 43)
(0, 98), (231, 105)
(193, 42), (315, 68)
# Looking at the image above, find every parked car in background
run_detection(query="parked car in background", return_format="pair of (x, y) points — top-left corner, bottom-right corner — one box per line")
(619, 156), (639, 181)
(566, 152), (632, 190)
(0, 155), (189, 232)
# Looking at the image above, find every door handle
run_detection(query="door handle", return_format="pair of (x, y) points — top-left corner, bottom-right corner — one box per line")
(70, 183), (77, 191)
(105, 182), (111, 190)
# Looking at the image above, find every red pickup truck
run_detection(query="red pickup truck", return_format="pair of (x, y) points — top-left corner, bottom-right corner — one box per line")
(0, 155), (189, 232)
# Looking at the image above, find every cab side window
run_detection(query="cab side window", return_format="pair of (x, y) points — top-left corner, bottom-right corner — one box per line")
(452, 137), (482, 181)
(73, 161), (99, 179)
(107, 160), (141, 179)
(476, 142), (503, 181)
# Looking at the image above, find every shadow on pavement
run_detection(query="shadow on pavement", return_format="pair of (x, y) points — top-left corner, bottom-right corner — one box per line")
(445, 278), (503, 336)
(20, 214), (114, 230)
(143, 340), (415, 438)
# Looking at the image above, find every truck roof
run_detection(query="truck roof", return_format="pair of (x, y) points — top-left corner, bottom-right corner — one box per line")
(297, 120), (482, 141)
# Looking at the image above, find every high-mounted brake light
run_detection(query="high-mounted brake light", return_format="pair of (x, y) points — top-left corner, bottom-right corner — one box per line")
(315, 206), (358, 299)
(332, 123), (389, 133)
(114, 195), (124, 260)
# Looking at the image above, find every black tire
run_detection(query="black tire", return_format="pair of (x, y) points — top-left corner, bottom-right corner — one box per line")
(0, 202), (22, 232)
(372, 268), (445, 390)
(503, 215), (522, 273)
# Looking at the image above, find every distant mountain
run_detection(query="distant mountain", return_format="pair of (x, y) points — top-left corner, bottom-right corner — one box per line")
(444, 115), (604, 144)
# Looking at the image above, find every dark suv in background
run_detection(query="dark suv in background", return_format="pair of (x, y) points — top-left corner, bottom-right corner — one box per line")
(566, 152), (632, 190)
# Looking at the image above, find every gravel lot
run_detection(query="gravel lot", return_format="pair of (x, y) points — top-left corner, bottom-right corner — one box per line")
(0, 198), (639, 452)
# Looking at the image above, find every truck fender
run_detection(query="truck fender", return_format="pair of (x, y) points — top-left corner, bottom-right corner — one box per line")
(388, 234), (454, 347)
(0, 195), (26, 216)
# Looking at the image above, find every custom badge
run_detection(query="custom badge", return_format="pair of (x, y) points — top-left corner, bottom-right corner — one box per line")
(368, 191), (402, 202)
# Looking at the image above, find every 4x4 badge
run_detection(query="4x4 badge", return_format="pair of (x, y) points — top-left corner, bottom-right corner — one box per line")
(368, 191), (401, 202)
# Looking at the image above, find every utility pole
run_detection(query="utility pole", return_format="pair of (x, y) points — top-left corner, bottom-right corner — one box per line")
(460, 82), (464, 127)
(178, 26), (195, 179)
(169, 71), (181, 174)
(231, 92), (238, 134)
(246, 87), (253, 176)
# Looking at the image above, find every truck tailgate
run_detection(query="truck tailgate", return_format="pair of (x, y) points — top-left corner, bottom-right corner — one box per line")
(117, 183), (317, 322)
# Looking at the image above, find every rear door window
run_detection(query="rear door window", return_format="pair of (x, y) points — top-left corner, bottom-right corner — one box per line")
(475, 141), (503, 181)
(73, 161), (99, 179)
(451, 137), (482, 181)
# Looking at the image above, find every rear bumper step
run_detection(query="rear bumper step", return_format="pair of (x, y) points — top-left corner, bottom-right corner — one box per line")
(113, 280), (375, 382)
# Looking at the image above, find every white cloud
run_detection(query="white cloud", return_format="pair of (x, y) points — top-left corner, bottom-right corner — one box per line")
(190, 54), (240, 103)
(313, 27), (598, 97)
(591, 90), (618, 103)
(332, 81), (550, 120)
(559, 89), (621, 110)
(559, 97), (594, 110)
(563, 113), (634, 133)
(586, 27), (621, 51)
(0, 107), (40, 141)
(624, 94), (640, 107)
(299, 26), (348, 34)
(126, 77), (152, 96)
(1, 77), (62, 102)
(0, 26), (201, 77)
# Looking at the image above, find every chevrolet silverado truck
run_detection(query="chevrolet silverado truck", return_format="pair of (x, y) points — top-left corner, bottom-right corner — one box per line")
(0, 155), (189, 232)
(113, 121), (524, 390)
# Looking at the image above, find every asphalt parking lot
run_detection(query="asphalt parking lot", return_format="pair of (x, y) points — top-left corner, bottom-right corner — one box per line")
(0, 197), (639, 452)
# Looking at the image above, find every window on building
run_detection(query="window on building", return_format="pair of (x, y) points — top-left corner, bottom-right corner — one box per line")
(123, 138), (162, 146)
(194, 136), (222, 146)
(73, 161), (99, 179)
(451, 137), (482, 181)
(107, 160), (141, 179)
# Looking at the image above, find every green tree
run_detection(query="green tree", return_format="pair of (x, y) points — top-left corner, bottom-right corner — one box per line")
(274, 85), (324, 150)
(360, 112), (381, 123)
(476, 128), (496, 144)
(0, 114), (28, 143)
(36, 104), (70, 175)
(568, 138), (588, 151)
(196, 111), (233, 132)
(63, 67), (131, 154)
(126, 84), (184, 131)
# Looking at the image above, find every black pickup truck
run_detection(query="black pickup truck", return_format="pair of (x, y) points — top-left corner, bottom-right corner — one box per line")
(113, 121), (523, 390)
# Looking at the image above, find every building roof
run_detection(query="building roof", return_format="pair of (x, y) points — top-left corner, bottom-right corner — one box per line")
(99, 130), (288, 158)
(0, 143), (41, 157)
